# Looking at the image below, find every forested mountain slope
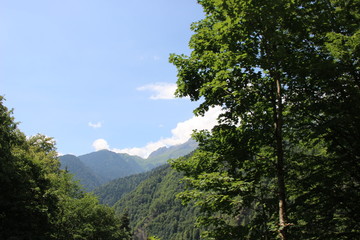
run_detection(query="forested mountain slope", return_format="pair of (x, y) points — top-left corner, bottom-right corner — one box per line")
(111, 164), (201, 240)
(94, 170), (154, 206)
(59, 154), (106, 191)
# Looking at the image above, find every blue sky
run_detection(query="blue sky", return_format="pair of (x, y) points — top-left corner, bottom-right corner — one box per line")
(1, 0), (222, 157)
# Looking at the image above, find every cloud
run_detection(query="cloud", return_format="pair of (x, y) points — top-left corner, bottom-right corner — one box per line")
(88, 121), (102, 128)
(92, 139), (110, 151)
(113, 106), (223, 158)
(57, 152), (64, 157)
(137, 82), (177, 100)
(90, 107), (223, 158)
(112, 141), (165, 159)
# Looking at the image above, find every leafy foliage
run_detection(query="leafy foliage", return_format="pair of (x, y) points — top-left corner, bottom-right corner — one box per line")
(0, 100), (60, 239)
(52, 193), (125, 240)
(171, 126), (278, 239)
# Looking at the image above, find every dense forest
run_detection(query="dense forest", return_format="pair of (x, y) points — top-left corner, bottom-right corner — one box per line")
(1, 0), (359, 239)
(103, 164), (201, 240)
(94, 169), (155, 206)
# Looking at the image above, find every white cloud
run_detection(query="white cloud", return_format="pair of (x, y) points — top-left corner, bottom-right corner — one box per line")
(90, 107), (223, 158)
(137, 82), (177, 100)
(92, 138), (110, 151)
(113, 106), (223, 158)
(112, 141), (166, 159)
(88, 121), (102, 128)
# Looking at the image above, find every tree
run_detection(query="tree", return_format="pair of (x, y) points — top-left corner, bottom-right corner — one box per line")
(0, 97), (59, 239)
(52, 193), (124, 240)
(286, 1), (360, 237)
(0, 97), (129, 239)
(119, 211), (132, 240)
(170, 0), (359, 239)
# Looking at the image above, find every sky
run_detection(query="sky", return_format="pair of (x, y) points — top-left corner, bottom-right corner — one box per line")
(1, 0), (222, 158)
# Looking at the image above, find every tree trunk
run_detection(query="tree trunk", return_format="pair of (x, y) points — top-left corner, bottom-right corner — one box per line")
(272, 74), (288, 240)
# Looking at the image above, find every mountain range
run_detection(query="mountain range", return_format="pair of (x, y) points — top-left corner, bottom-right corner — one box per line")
(59, 139), (201, 239)
(59, 139), (197, 191)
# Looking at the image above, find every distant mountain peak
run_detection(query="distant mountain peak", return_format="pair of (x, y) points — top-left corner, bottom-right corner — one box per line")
(59, 139), (198, 191)
(147, 146), (168, 159)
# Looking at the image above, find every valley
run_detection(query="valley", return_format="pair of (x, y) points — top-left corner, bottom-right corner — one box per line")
(59, 139), (199, 239)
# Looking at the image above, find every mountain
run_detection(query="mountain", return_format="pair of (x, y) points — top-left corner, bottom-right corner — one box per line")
(94, 170), (154, 206)
(59, 154), (106, 191)
(140, 139), (198, 169)
(59, 150), (146, 190)
(78, 150), (145, 182)
(59, 139), (198, 191)
(110, 164), (201, 240)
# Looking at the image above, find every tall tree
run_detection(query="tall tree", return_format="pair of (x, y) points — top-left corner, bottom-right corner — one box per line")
(170, 0), (359, 239)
